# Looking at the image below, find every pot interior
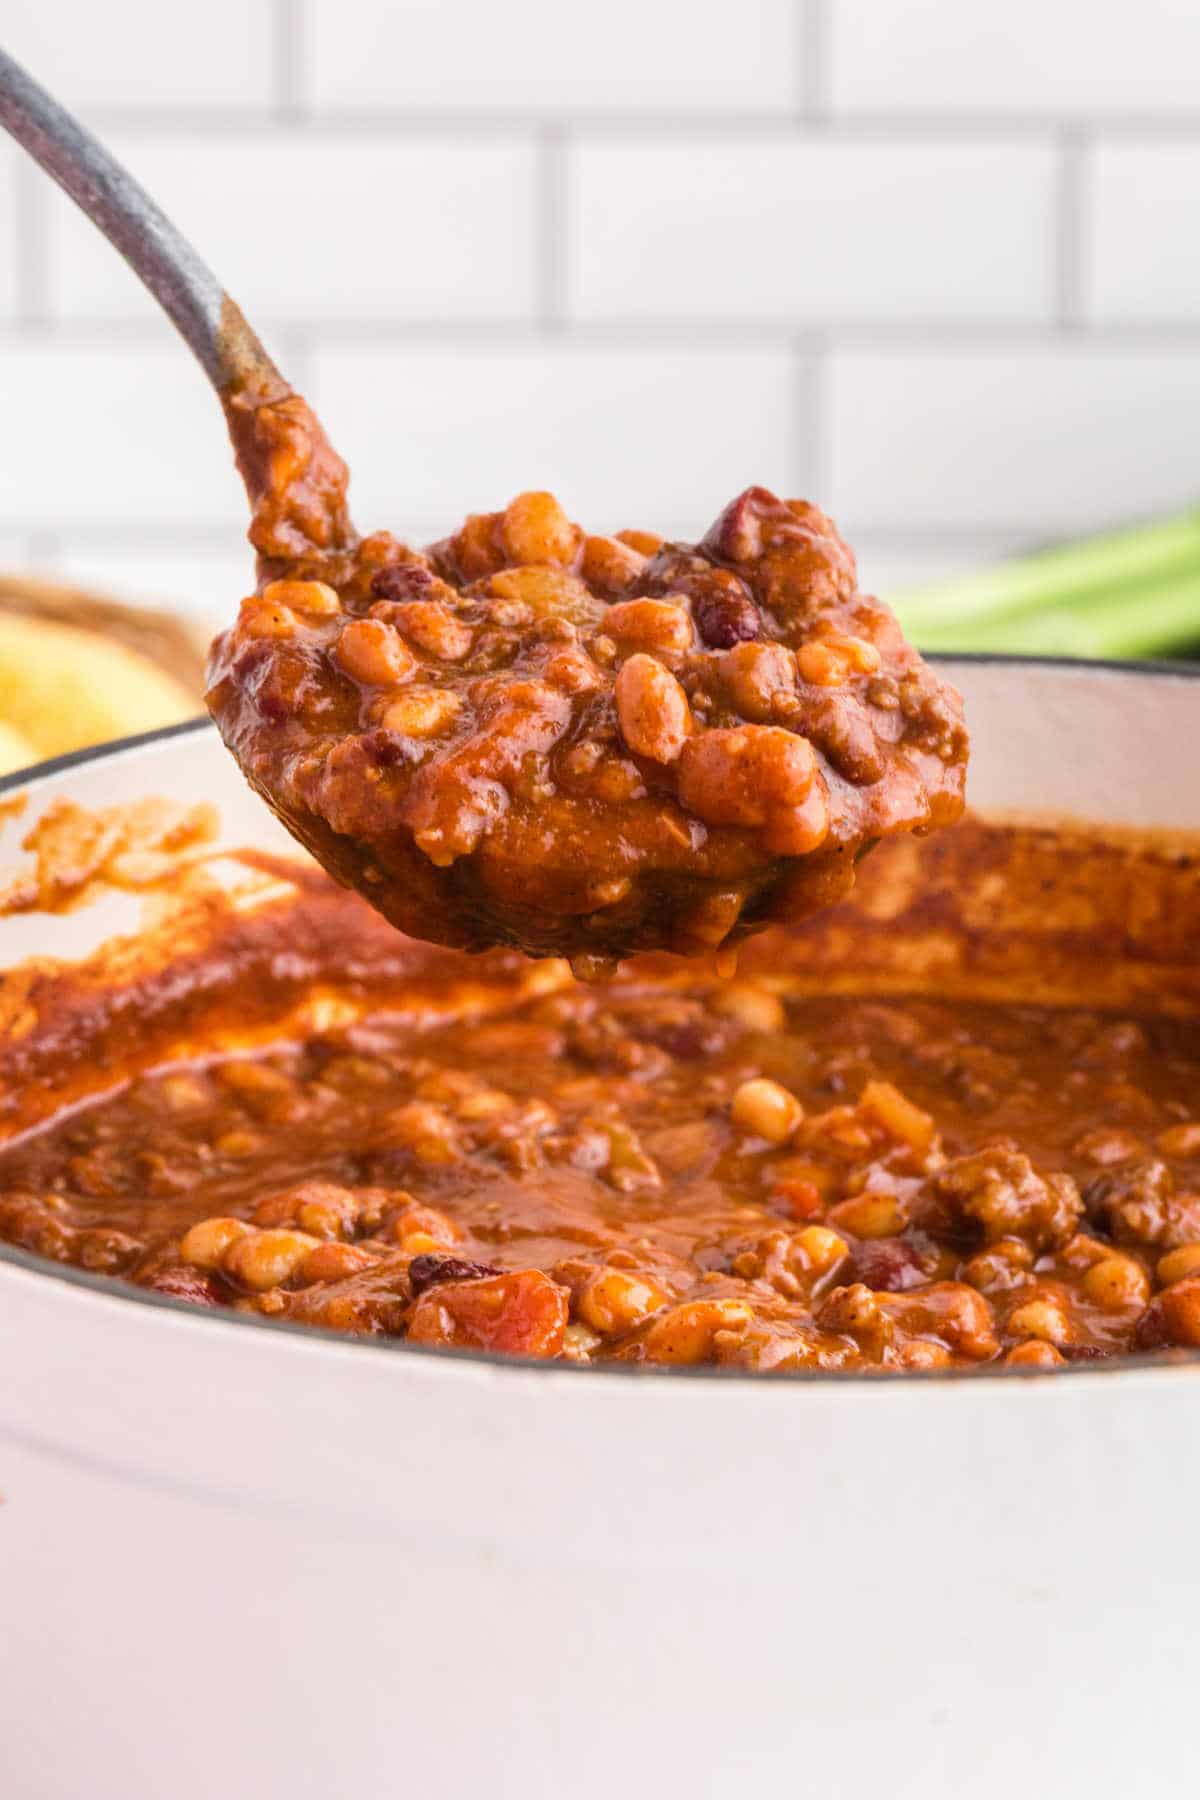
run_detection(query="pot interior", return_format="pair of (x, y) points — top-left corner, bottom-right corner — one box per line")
(1, 660), (1199, 1139)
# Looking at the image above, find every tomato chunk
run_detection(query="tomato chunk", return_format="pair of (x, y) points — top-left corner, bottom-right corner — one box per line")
(406, 1269), (568, 1358)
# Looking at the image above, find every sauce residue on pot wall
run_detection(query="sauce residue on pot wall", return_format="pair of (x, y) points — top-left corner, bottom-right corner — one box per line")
(0, 795), (218, 915)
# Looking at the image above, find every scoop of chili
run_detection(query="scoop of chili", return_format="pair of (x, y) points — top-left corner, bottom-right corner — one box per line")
(207, 387), (967, 964)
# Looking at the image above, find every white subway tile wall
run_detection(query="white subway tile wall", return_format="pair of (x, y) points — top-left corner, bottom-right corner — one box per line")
(0, 338), (245, 529)
(4, 0), (278, 110)
(307, 0), (804, 115)
(831, 0), (1200, 117)
(46, 135), (541, 324)
(310, 342), (800, 539)
(0, 0), (1196, 625)
(827, 349), (1200, 534)
(568, 138), (1058, 323)
(1086, 143), (1200, 324)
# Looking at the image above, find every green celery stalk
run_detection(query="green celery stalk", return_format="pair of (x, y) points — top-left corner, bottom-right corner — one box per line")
(892, 508), (1200, 659)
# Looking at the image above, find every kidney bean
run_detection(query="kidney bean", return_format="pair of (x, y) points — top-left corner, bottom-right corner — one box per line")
(845, 1235), (930, 1293)
(692, 579), (761, 649)
(143, 1266), (223, 1307)
(408, 1253), (502, 1297)
(370, 563), (438, 604)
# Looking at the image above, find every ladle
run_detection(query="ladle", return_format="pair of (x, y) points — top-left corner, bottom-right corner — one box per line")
(0, 46), (288, 406)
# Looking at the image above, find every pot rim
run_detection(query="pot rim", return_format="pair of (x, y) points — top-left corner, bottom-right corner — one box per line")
(3, 652), (1199, 1389)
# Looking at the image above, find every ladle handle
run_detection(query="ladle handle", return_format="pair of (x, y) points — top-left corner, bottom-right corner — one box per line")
(0, 46), (286, 398)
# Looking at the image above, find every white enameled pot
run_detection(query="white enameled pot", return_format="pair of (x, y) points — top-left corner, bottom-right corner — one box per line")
(1, 658), (1199, 1800)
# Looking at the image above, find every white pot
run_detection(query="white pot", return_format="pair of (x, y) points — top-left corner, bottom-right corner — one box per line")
(1, 658), (1198, 1800)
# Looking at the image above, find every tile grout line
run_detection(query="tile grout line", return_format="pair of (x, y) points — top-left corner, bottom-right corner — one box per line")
(5, 316), (1012, 346)
(275, 0), (309, 123)
(801, 0), (831, 126)
(537, 123), (568, 334)
(1055, 128), (1088, 333)
(63, 106), (1200, 139)
(11, 318), (1200, 350)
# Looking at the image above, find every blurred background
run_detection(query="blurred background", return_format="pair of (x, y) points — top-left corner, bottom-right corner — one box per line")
(1, 0), (1199, 762)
